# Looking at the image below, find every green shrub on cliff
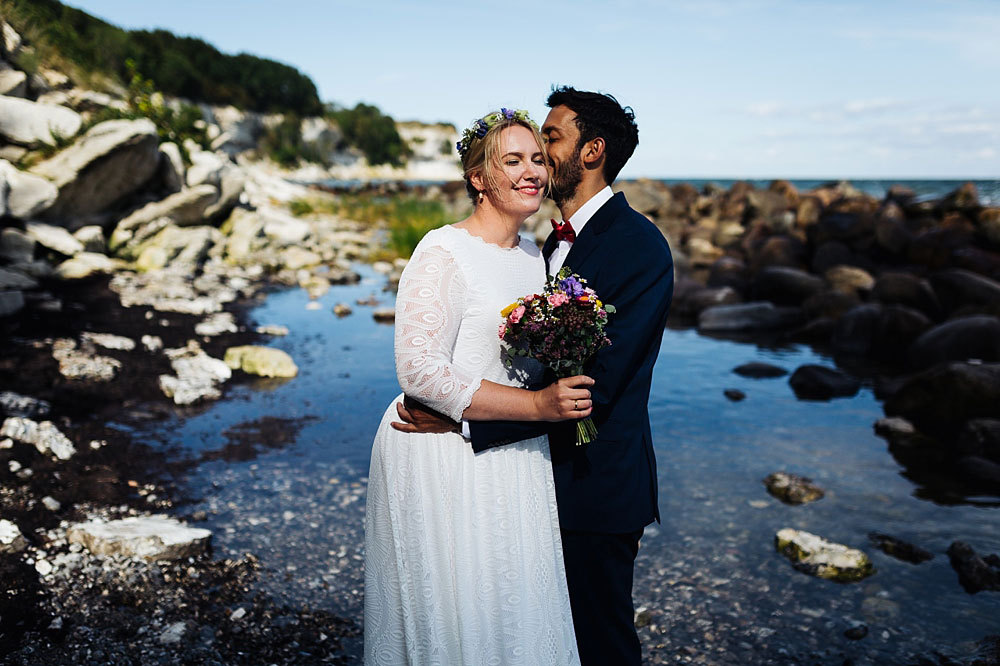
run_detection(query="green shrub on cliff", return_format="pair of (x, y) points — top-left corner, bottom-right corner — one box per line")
(326, 103), (411, 167)
(88, 60), (208, 160)
(0, 0), (321, 115)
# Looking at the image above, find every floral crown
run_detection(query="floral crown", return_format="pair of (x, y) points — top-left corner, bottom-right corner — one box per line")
(456, 108), (537, 159)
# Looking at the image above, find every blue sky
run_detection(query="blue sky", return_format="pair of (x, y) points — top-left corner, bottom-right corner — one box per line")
(65, 0), (999, 180)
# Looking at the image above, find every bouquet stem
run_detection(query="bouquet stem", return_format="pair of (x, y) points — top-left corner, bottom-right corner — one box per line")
(575, 417), (599, 445)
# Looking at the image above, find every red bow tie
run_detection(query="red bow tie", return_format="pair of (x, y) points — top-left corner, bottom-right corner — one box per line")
(551, 219), (576, 243)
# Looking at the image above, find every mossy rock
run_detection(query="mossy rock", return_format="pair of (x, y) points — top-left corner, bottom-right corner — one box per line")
(775, 528), (874, 582)
(224, 345), (298, 378)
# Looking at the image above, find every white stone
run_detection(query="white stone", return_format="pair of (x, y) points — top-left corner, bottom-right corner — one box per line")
(141, 334), (163, 352)
(115, 184), (220, 239)
(0, 416), (76, 460)
(67, 515), (212, 560)
(195, 312), (237, 337)
(203, 164), (245, 220)
(0, 69), (26, 97)
(52, 337), (121, 382)
(25, 221), (84, 256)
(3, 21), (23, 56)
(81, 331), (136, 351)
(256, 324), (289, 336)
(53, 252), (124, 280)
(0, 159), (58, 219)
(260, 207), (311, 245)
(159, 341), (232, 405)
(186, 150), (226, 187)
(0, 95), (82, 146)
(72, 225), (105, 253)
(41, 496), (61, 511)
(775, 528), (873, 582)
(0, 519), (26, 554)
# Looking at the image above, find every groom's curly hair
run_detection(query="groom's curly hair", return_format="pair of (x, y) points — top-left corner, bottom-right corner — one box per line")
(546, 86), (639, 184)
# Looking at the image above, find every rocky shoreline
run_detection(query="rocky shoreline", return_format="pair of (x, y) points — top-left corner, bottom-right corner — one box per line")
(2, 16), (1000, 662)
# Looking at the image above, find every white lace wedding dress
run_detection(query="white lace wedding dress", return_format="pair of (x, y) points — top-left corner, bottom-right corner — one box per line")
(364, 225), (580, 666)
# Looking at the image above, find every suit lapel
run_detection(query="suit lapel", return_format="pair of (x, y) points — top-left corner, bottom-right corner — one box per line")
(561, 192), (627, 274)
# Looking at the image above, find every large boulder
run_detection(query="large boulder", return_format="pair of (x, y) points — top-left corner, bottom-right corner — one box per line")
(0, 266), (37, 290)
(979, 208), (1000, 247)
(0, 159), (58, 219)
(872, 272), (942, 320)
(109, 184), (220, 252)
(0, 227), (34, 263)
(947, 541), (1000, 594)
(0, 95), (82, 146)
(31, 118), (159, 223)
(958, 419), (1000, 464)
(67, 516), (211, 561)
(884, 362), (1000, 430)
(751, 266), (825, 305)
(789, 364), (861, 400)
(698, 301), (802, 332)
(907, 316), (1000, 369)
(929, 269), (1000, 315)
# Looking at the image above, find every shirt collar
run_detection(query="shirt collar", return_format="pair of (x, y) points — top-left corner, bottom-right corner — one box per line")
(566, 185), (614, 235)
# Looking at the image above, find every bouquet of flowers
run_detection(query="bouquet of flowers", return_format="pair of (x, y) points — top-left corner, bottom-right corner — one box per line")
(499, 266), (615, 444)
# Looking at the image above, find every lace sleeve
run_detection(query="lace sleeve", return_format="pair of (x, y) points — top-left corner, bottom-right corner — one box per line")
(394, 241), (483, 422)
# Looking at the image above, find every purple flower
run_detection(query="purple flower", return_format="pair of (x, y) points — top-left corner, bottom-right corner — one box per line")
(558, 276), (585, 298)
(475, 119), (489, 137)
(501, 107), (515, 119)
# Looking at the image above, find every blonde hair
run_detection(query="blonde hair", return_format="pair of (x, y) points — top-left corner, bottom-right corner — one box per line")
(461, 115), (547, 204)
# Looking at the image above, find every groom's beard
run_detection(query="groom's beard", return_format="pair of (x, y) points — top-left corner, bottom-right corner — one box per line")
(547, 154), (583, 207)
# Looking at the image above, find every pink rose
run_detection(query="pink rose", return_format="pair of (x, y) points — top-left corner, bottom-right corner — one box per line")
(498, 322), (507, 338)
(509, 305), (526, 323)
(547, 292), (569, 307)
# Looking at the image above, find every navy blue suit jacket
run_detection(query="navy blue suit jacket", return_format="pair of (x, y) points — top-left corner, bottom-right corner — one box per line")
(469, 192), (674, 534)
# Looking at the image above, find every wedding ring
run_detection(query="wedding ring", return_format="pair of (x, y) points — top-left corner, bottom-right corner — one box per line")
(574, 399), (579, 411)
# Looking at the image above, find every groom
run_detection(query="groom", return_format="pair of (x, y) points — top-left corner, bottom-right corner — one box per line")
(395, 86), (674, 665)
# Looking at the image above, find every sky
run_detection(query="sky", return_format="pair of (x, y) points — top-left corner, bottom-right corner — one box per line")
(63, 0), (1000, 180)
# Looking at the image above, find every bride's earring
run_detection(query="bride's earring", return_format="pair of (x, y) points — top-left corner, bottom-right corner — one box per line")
(478, 191), (484, 204)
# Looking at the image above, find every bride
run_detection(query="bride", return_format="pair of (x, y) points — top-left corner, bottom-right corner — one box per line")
(364, 109), (592, 665)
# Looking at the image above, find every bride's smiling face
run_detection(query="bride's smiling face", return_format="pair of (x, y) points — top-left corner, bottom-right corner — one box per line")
(482, 125), (548, 217)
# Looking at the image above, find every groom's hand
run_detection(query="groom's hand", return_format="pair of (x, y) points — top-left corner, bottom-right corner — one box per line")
(391, 396), (461, 434)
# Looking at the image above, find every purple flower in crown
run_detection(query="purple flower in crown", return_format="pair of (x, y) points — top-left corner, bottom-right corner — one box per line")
(475, 119), (489, 137)
(501, 107), (515, 119)
(558, 275), (586, 298)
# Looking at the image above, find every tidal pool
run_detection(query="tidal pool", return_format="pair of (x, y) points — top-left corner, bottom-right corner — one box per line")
(144, 265), (999, 664)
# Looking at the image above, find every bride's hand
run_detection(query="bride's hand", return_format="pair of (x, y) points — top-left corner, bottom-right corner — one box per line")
(533, 375), (595, 421)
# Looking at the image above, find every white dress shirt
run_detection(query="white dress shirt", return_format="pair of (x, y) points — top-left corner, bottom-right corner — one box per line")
(547, 185), (614, 276)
